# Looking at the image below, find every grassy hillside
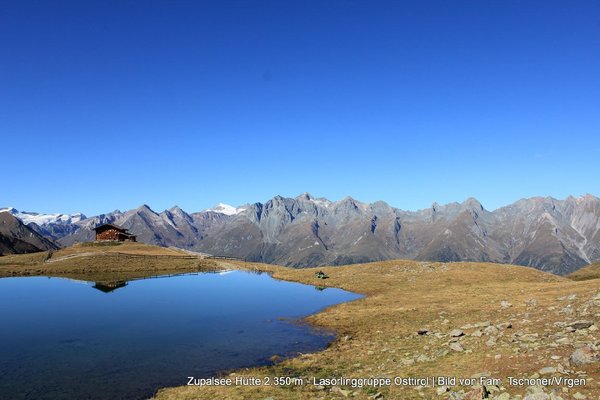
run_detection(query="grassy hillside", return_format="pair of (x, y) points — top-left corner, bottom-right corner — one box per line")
(1, 245), (598, 399)
(154, 260), (600, 400)
(568, 262), (600, 281)
(0, 242), (218, 281)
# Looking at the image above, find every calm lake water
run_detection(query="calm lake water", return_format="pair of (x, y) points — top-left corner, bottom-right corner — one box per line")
(0, 271), (361, 400)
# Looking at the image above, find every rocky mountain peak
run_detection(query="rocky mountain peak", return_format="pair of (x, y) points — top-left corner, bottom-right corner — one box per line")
(169, 205), (184, 213)
(296, 192), (314, 201)
(0, 207), (18, 214)
(462, 197), (484, 211)
(164, 205), (192, 221)
(137, 204), (156, 213)
(579, 194), (600, 207)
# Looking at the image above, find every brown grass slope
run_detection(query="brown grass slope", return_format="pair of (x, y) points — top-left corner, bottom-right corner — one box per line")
(0, 242), (218, 281)
(568, 262), (600, 281)
(1, 245), (598, 399)
(151, 260), (600, 400)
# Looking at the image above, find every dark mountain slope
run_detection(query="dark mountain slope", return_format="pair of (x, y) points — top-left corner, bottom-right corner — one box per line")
(0, 212), (58, 255)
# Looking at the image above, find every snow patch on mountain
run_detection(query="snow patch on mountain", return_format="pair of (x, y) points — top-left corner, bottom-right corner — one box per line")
(205, 203), (246, 216)
(0, 208), (86, 226)
(311, 198), (332, 208)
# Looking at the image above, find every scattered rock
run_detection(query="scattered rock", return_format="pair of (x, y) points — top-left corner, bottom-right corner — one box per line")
(331, 386), (352, 397)
(560, 307), (574, 315)
(484, 326), (499, 335)
(464, 385), (489, 399)
(527, 384), (544, 393)
(400, 357), (414, 366)
(570, 346), (600, 366)
(417, 329), (429, 335)
(519, 333), (539, 342)
(449, 329), (465, 337)
(436, 385), (450, 395)
(436, 349), (449, 357)
(538, 366), (557, 375)
(449, 342), (464, 352)
(526, 299), (538, 307)
(416, 354), (431, 362)
(486, 384), (500, 393)
(500, 300), (512, 309)
(555, 337), (570, 345)
(559, 294), (577, 301)
(523, 393), (550, 400)
(568, 320), (594, 330)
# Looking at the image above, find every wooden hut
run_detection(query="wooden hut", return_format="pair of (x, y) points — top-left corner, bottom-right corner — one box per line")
(93, 281), (128, 293)
(93, 224), (136, 242)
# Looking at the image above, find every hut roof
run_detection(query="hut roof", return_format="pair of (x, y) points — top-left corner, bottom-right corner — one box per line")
(93, 223), (129, 233)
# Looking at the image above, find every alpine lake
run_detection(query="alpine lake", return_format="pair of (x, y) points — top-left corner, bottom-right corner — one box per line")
(0, 270), (361, 399)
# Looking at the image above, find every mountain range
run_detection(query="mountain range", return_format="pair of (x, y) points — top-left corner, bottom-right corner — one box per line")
(0, 212), (58, 255)
(2, 193), (600, 275)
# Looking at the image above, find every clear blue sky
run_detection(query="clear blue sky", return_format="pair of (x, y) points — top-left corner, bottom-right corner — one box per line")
(2, 0), (599, 215)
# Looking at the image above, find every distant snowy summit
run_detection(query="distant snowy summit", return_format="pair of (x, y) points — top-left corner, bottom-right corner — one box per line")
(204, 203), (247, 216)
(0, 207), (86, 226)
